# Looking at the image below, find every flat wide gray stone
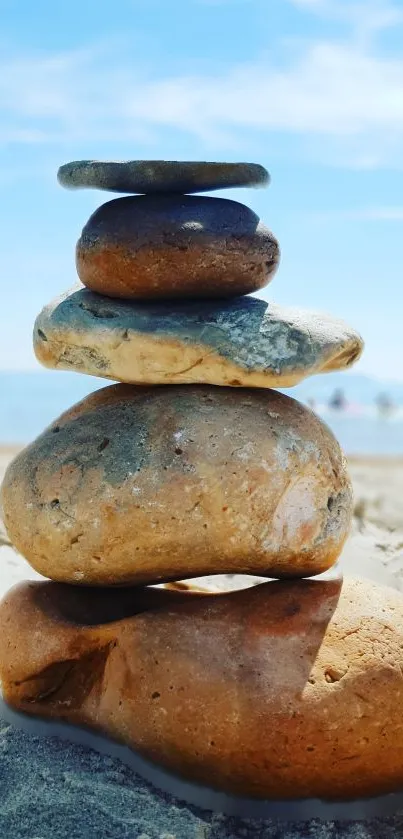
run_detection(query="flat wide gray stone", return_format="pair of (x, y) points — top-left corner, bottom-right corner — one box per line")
(57, 160), (269, 194)
(34, 288), (364, 388)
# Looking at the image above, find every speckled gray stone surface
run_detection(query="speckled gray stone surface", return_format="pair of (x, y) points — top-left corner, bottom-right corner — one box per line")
(57, 160), (269, 194)
(34, 288), (364, 388)
(0, 720), (402, 839)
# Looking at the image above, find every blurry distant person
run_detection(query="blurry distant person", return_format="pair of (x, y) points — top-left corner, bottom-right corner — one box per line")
(376, 392), (395, 419)
(329, 388), (347, 412)
(307, 397), (316, 410)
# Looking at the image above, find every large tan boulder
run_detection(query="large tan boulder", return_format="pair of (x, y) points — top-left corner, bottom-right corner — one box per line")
(1, 576), (403, 801)
(0, 385), (352, 585)
(75, 195), (279, 299)
(34, 288), (363, 388)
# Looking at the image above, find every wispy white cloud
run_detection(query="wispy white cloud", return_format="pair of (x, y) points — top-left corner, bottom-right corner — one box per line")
(352, 207), (403, 221)
(1, 1), (403, 168)
(289, 0), (403, 34)
(196, 0), (253, 4)
(290, 0), (326, 8)
(313, 206), (403, 222)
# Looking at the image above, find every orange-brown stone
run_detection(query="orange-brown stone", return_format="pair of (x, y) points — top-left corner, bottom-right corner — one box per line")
(76, 195), (279, 299)
(0, 385), (352, 585)
(1, 577), (403, 800)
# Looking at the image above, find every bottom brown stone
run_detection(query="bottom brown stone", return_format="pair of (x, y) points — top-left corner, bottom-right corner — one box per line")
(1, 719), (403, 838)
(0, 576), (403, 802)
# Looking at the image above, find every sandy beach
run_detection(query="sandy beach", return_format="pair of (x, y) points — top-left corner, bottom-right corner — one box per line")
(1, 446), (403, 837)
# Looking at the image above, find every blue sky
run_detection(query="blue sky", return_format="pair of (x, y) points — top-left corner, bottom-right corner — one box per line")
(1, 0), (403, 379)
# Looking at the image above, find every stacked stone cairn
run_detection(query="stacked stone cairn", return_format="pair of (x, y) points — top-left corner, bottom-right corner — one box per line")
(2, 159), (403, 807)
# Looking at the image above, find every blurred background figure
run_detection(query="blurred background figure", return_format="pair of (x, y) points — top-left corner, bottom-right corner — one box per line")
(329, 388), (347, 412)
(375, 392), (396, 419)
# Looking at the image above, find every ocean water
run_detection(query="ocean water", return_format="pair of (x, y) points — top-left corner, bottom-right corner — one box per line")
(1, 372), (403, 455)
(313, 409), (403, 457)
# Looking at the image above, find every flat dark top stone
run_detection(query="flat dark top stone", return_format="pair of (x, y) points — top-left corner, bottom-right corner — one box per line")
(57, 160), (270, 194)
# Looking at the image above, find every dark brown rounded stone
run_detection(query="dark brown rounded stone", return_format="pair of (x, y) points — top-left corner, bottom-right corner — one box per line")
(76, 195), (280, 299)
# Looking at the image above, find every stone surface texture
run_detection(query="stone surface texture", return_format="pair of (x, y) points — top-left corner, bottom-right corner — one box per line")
(34, 288), (364, 388)
(76, 195), (280, 299)
(0, 385), (352, 585)
(1, 577), (403, 801)
(57, 159), (269, 194)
